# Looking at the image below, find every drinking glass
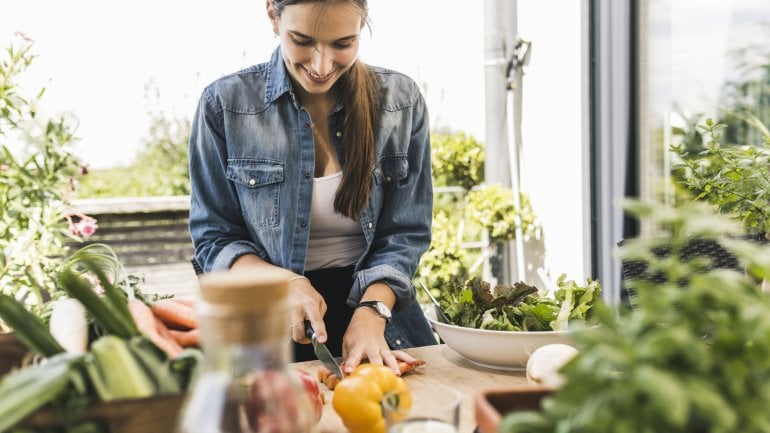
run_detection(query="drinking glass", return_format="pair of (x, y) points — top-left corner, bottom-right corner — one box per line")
(383, 384), (462, 433)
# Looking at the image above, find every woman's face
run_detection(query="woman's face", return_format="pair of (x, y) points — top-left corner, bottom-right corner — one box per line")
(273, 3), (363, 97)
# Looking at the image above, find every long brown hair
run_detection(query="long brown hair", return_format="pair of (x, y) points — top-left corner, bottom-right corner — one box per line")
(335, 59), (380, 219)
(270, 0), (380, 219)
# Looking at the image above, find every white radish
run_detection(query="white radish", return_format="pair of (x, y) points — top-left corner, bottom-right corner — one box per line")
(526, 343), (579, 388)
(49, 297), (89, 354)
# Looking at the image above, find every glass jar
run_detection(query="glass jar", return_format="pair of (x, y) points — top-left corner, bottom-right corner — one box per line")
(178, 268), (316, 433)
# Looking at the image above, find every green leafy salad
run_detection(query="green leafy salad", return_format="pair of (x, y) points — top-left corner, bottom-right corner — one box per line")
(438, 276), (601, 331)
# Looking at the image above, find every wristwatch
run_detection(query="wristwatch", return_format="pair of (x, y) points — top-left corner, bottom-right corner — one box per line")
(357, 300), (392, 322)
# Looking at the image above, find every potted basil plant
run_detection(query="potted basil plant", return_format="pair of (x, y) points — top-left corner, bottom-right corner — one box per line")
(499, 200), (770, 433)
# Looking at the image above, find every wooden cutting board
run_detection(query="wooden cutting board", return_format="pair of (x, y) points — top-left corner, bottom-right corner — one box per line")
(292, 343), (533, 433)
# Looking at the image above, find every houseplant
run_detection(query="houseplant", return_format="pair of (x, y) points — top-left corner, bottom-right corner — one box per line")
(0, 34), (91, 314)
(498, 200), (770, 433)
(416, 131), (541, 295)
(671, 118), (770, 236)
(0, 34), (99, 378)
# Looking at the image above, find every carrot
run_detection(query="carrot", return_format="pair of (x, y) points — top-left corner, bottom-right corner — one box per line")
(127, 298), (183, 359)
(316, 359), (425, 390)
(169, 297), (197, 309)
(153, 316), (184, 358)
(317, 366), (341, 390)
(151, 298), (198, 330)
(169, 328), (201, 348)
(398, 359), (425, 374)
(128, 298), (159, 337)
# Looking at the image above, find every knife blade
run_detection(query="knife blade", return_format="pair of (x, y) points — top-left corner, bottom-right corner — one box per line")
(304, 320), (343, 379)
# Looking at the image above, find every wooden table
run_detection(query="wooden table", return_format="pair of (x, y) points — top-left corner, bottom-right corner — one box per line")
(292, 344), (530, 433)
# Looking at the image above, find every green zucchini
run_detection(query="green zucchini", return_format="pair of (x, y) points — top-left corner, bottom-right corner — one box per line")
(56, 268), (137, 339)
(0, 352), (83, 432)
(0, 294), (64, 357)
(89, 336), (155, 400)
(126, 336), (181, 394)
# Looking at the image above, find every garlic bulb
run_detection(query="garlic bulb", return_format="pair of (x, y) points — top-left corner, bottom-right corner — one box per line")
(526, 343), (578, 388)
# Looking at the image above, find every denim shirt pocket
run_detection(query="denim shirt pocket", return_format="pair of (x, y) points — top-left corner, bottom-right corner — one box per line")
(226, 159), (284, 229)
(373, 154), (409, 187)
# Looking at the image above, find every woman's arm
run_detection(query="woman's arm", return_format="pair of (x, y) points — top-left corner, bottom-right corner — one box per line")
(188, 87), (264, 272)
(342, 83), (432, 373)
(348, 85), (433, 312)
(231, 255), (328, 345)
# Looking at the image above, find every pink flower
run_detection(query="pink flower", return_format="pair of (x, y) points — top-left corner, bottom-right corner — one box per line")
(73, 216), (98, 238)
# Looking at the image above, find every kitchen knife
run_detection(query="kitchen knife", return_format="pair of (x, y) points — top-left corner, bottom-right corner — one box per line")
(304, 320), (344, 379)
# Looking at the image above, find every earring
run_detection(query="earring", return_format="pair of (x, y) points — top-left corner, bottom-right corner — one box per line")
(273, 27), (279, 37)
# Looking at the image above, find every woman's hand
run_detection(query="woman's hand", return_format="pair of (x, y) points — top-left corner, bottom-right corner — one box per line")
(289, 276), (328, 344)
(340, 308), (418, 375)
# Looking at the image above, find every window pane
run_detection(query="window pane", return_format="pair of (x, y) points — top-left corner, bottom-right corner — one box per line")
(641, 0), (770, 202)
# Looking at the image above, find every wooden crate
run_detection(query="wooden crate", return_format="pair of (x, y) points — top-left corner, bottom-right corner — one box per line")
(474, 385), (552, 433)
(0, 332), (29, 376)
(2, 333), (187, 433)
(21, 393), (187, 433)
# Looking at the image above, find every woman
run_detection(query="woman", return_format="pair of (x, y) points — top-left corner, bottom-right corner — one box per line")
(188, 0), (436, 374)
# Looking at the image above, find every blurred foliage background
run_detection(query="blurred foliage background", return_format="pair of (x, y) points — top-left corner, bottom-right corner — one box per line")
(0, 35), (86, 311)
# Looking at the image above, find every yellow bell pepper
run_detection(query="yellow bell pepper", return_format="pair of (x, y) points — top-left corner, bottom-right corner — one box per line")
(332, 364), (412, 433)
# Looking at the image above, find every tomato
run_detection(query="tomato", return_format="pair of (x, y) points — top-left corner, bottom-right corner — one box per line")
(293, 368), (324, 422)
(245, 369), (320, 432)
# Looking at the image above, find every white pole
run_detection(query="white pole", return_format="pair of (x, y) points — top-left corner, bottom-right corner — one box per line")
(506, 37), (531, 282)
(483, 0), (512, 284)
(498, 0), (531, 283)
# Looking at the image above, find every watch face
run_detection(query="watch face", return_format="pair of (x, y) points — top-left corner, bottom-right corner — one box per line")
(375, 302), (392, 319)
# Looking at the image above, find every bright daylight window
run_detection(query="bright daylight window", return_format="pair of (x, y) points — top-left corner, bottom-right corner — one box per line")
(639, 0), (770, 203)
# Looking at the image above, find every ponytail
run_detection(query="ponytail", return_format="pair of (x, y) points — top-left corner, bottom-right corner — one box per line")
(335, 60), (380, 219)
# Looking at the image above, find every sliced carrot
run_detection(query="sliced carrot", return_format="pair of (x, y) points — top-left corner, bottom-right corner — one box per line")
(315, 358), (425, 391)
(127, 298), (183, 359)
(169, 328), (200, 348)
(317, 366), (341, 390)
(398, 359), (426, 374)
(151, 299), (198, 330)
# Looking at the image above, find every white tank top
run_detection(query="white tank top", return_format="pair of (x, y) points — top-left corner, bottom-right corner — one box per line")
(305, 171), (367, 270)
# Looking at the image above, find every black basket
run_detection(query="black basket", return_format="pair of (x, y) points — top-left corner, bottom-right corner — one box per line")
(190, 257), (204, 276)
(619, 234), (767, 307)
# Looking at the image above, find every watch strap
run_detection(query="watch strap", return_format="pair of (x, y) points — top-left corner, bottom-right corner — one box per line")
(357, 301), (390, 321)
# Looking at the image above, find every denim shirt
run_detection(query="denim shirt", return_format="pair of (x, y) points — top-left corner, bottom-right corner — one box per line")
(188, 47), (436, 349)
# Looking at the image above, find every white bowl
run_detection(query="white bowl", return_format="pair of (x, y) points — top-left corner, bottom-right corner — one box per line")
(427, 307), (576, 371)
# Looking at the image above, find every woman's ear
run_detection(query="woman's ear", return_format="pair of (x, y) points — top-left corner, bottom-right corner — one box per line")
(267, 0), (278, 29)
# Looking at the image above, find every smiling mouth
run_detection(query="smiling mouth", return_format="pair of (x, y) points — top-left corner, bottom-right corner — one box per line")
(304, 67), (335, 84)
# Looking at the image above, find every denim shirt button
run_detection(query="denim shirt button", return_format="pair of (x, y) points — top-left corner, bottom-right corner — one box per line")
(304, 171), (311, 178)
(300, 221), (307, 228)
(336, 131), (342, 137)
(248, 179), (256, 186)
(395, 339), (402, 346)
(386, 176), (392, 182)
(368, 222), (373, 229)
(304, 123), (310, 129)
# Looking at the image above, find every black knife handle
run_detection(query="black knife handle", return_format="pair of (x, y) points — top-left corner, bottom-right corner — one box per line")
(304, 319), (314, 339)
